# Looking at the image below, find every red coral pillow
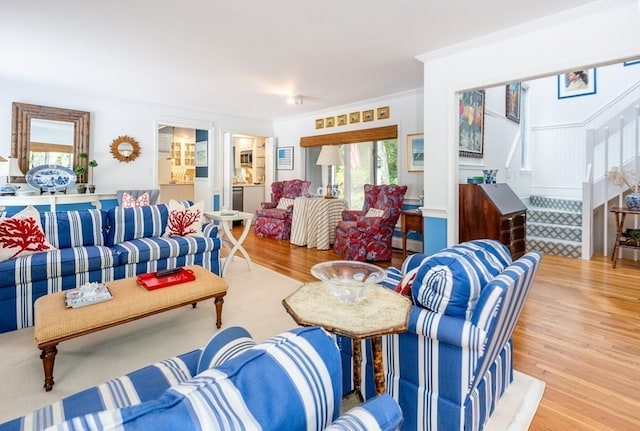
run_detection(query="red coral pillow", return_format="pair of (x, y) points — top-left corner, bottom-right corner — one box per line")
(395, 267), (418, 298)
(164, 200), (205, 237)
(121, 191), (150, 208)
(0, 205), (56, 262)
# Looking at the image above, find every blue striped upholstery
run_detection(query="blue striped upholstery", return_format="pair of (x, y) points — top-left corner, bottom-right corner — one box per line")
(338, 242), (541, 431)
(0, 350), (200, 431)
(4, 327), (403, 431)
(0, 204), (221, 333)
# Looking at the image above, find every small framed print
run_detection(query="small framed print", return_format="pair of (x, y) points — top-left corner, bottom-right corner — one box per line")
(337, 114), (347, 126)
(325, 117), (335, 127)
(407, 133), (424, 172)
(349, 112), (360, 123)
(277, 146), (294, 170)
(315, 119), (324, 129)
(363, 110), (374, 122)
(505, 82), (521, 123)
(377, 106), (390, 120)
(557, 68), (597, 99)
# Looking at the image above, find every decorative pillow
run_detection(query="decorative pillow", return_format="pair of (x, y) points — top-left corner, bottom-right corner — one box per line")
(0, 205), (56, 262)
(276, 198), (295, 210)
(411, 251), (485, 319)
(164, 200), (205, 237)
(395, 267), (418, 298)
(364, 208), (384, 218)
(121, 191), (150, 208)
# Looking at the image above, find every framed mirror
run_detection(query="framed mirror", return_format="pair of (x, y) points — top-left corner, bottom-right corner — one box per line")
(110, 135), (141, 162)
(11, 102), (90, 182)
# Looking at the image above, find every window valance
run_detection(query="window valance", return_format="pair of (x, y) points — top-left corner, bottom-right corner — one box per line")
(299, 125), (397, 147)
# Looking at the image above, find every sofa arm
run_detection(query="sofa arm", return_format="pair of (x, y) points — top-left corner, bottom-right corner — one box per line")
(261, 202), (277, 209)
(201, 222), (219, 238)
(408, 306), (487, 352)
(327, 394), (403, 431)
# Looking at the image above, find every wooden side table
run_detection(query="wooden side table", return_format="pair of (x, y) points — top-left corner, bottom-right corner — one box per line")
(610, 207), (640, 268)
(401, 210), (423, 257)
(282, 282), (411, 397)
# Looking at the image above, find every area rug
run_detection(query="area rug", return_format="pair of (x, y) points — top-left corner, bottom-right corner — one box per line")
(0, 259), (544, 429)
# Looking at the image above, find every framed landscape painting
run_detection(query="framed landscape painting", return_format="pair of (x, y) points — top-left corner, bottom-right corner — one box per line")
(276, 146), (294, 170)
(505, 82), (521, 123)
(557, 68), (596, 99)
(458, 90), (485, 158)
(407, 133), (424, 171)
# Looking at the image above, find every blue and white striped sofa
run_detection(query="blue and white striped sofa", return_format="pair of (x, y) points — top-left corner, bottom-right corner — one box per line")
(0, 326), (403, 431)
(337, 240), (542, 431)
(0, 202), (221, 333)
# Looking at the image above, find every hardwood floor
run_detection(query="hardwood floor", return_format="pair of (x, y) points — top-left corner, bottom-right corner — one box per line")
(236, 230), (640, 430)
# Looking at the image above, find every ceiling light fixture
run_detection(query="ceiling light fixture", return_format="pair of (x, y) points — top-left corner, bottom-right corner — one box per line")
(287, 95), (304, 105)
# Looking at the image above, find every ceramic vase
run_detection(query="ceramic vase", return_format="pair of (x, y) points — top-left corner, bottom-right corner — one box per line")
(626, 192), (640, 210)
(483, 169), (498, 184)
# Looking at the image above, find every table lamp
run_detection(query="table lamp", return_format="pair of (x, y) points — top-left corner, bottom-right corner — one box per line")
(316, 145), (342, 199)
(0, 156), (24, 195)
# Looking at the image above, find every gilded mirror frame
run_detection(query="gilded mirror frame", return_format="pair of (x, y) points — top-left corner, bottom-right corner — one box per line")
(110, 135), (141, 162)
(11, 102), (90, 182)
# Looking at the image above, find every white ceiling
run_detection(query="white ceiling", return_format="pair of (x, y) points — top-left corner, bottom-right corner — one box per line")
(1, 0), (600, 121)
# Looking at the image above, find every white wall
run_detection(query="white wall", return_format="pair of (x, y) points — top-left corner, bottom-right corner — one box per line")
(273, 89), (425, 203)
(0, 79), (273, 207)
(418, 0), (640, 247)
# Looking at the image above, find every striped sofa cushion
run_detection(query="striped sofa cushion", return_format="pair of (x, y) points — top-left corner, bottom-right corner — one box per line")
(40, 209), (107, 248)
(1, 350), (200, 431)
(107, 204), (170, 246)
(49, 327), (344, 431)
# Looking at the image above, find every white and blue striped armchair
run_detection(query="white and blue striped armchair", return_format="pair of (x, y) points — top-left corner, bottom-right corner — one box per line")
(337, 240), (542, 431)
(1, 326), (403, 431)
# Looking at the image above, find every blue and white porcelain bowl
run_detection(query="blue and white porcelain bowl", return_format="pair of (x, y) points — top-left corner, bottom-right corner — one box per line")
(0, 184), (19, 194)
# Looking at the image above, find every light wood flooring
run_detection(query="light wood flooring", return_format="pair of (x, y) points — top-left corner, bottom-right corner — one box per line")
(234, 229), (640, 431)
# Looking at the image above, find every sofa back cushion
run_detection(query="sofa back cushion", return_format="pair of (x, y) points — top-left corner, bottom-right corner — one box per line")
(107, 204), (170, 246)
(41, 209), (107, 248)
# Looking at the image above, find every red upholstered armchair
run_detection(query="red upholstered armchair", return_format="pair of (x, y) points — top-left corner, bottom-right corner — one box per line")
(254, 180), (310, 239)
(333, 184), (407, 261)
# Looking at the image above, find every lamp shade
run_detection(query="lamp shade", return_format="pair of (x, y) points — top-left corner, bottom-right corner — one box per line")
(7, 158), (24, 177)
(316, 145), (342, 166)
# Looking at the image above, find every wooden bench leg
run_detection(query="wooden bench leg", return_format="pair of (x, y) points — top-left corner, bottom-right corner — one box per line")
(214, 295), (224, 328)
(40, 343), (58, 392)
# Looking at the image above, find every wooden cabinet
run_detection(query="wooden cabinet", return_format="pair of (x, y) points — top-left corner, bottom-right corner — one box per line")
(459, 184), (527, 259)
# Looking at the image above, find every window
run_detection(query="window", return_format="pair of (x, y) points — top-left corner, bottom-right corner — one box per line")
(307, 139), (398, 208)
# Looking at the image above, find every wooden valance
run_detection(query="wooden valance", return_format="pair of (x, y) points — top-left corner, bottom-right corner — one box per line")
(299, 125), (397, 147)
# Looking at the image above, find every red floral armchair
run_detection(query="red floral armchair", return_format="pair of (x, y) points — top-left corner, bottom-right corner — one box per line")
(254, 180), (310, 240)
(333, 184), (407, 261)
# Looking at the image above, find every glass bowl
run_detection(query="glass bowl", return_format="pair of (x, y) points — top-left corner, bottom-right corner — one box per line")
(310, 260), (386, 304)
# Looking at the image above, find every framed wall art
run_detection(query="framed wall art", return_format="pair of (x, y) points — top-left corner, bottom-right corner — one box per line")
(377, 106), (390, 120)
(195, 141), (208, 167)
(505, 82), (521, 123)
(337, 114), (347, 126)
(407, 133), (424, 172)
(557, 68), (597, 99)
(349, 112), (360, 123)
(276, 146), (294, 170)
(315, 119), (324, 129)
(363, 109), (374, 122)
(325, 117), (335, 127)
(458, 90), (485, 158)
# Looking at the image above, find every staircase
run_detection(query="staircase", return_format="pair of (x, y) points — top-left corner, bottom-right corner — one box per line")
(526, 196), (582, 258)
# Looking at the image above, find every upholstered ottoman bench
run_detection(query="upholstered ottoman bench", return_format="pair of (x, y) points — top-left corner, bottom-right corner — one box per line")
(34, 265), (227, 391)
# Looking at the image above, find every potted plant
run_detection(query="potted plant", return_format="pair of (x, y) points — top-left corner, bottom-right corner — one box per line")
(74, 166), (87, 194)
(88, 159), (98, 193)
(607, 167), (640, 210)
